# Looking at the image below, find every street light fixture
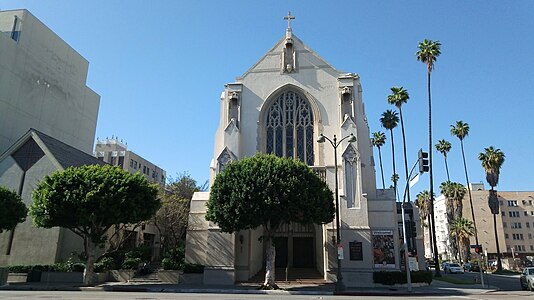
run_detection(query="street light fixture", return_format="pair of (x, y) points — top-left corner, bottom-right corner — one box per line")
(317, 133), (356, 292)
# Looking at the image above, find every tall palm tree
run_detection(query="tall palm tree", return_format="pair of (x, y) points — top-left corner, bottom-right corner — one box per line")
(415, 190), (434, 255)
(435, 139), (452, 181)
(451, 120), (478, 246)
(450, 217), (475, 264)
(417, 38), (441, 275)
(440, 181), (467, 261)
(479, 146), (505, 271)
(387, 87), (411, 203)
(371, 131), (387, 190)
(380, 110), (399, 198)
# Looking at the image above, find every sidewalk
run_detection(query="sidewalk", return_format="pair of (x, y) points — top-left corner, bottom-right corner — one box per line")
(1, 278), (499, 296)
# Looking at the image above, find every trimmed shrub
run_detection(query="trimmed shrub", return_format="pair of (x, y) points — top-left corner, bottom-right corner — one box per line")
(121, 257), (142, 270)
(161, 257), (182, 270)
(94, 257), (116, 272)
(373, 270), (432, 285)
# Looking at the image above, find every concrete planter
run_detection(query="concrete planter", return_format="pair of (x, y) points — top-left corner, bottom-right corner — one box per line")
(6, 273), (27, 283)
(158, 270), (182, 283)
(110, 270), (135, 282)
(0, 268), (7, 286)
(180, 273), (203, 285)
(41, 271), (83, 283)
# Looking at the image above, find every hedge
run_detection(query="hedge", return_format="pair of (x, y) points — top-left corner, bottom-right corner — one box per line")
(373, 270), (432, 285)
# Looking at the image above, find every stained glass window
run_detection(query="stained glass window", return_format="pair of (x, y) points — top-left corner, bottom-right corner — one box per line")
(265, 91), (314, 165)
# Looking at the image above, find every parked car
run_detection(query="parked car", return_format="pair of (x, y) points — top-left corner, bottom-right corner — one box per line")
(469, 263), (481, 272)
(520, 267), (534, 291)
(445, 263), (464, 274)
(463, 263), (472, 271)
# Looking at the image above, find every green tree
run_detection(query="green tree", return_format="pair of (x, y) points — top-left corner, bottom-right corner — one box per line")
(206, 154), (334, 289)
(380, 109), (399, 196)
(415, 190), (434, 257)
(387, 86), (411, 203)
(440, 181), (467, 261)
(154, 173), (205, 256)
(30, 165), (160, 286)
(0, 186), (27, 232)
(450, 217), (475, 264)
(451, 120), (478, 246)
(371, 131), (387, 190)
(435, 139), (452, 181)
(479, 146), (505, 271)
(417, 38), (441, 276)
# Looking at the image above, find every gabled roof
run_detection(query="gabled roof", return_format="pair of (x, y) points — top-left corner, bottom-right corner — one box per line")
(0, 128), (105, 170)
(239, 33), (342, 79)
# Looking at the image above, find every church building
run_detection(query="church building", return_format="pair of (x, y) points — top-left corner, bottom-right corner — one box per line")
(185, 14), (422, 287)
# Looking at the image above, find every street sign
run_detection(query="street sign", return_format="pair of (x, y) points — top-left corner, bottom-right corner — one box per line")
(337, 244), (344, 260)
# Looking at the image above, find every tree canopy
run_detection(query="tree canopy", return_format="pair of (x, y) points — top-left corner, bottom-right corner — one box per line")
(30, 164), (160, 285)
(206, 154), (334, 232)
(0, 186), (28, 233)
(206, 154), (334, 288)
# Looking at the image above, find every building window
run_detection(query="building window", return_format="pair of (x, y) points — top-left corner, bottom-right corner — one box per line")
(505, 233), (509, 239)
(514, 245), (526, 252)
(529, 233), (532, 239)
(118, 156), (125, 168)
(110, 156), (117, 165)
(530, 200), (533, 206)
(502, 211), (505, 216)
(265, 90), (314, 165)
(511, 222), (522, 229)
(512, 234), (524, 240)
(508, 200), (518, 207)
(531, 245), (534, 251)
(509, 211), (520, 217)
(503, 222), (507, 228)
(130, 159), (134, 167)
(527, 222), (531, 228)
(525, 211), (529, 216)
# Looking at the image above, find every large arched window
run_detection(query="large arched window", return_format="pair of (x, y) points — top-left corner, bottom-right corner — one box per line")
(265, 90), (314, 165)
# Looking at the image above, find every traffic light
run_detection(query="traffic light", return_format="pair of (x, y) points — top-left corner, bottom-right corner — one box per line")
(475, 245), (483, 254)
(418, 149), (429, 173)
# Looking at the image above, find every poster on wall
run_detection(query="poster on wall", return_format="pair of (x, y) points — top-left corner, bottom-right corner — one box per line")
(372, 230), (396, 268)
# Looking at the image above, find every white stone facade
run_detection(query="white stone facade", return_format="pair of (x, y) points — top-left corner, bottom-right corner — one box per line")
(185, 23), (400, 287)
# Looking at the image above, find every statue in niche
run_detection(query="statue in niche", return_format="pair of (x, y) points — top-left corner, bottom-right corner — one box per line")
(282, 38), (296, 73)
(341, 86), (353, 118)
(228, 92), (240, 127)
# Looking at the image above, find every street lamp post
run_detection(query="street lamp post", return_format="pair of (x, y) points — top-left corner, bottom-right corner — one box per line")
(317, 133), (356, 292)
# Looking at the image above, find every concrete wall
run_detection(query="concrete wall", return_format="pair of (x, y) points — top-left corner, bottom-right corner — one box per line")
(0, 155), (62, 265)
(0, 10), (99, 155)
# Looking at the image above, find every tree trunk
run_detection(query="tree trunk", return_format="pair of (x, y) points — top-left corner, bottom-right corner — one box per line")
(84, 239), (97, 286)
(262, 233), (278, 289)
(378, 148), (385, 190)
(428, 70), (440, 276)
(493, 204), (503, 271)
(461, 140), (478, 245)
(444, 156), (450, 181)
(389, 129), (397, 197)
(399, 108), (410, 204)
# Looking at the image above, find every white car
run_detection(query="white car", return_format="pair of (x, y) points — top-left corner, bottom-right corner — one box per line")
(520, 267), (534, 291)
(445, 263), (464, 274)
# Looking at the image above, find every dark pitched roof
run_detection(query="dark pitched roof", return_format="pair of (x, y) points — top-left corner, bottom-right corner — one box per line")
(31, 129), (106, 169)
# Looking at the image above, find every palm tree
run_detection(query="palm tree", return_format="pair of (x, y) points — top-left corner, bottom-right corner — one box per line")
(479, 146), (505, 271)
(440, 181), (467, 261)
(371, 131), (387, 190)
(435, 139), (452, 181)
(387, 87), (411, 203)
(451, 120), (478, 246)
(417, 38), (441, 275)
(450, 218), (475, 264)
(380, 110), (399, 197)
(416, 190), (434, 254)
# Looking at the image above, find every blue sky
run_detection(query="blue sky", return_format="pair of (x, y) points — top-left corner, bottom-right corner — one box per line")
(2, 1), (533, 195)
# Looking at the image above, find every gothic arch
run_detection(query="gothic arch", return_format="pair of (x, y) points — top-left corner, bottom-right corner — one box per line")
(258, 84), (321, 165)
(342, 144), (362, 209)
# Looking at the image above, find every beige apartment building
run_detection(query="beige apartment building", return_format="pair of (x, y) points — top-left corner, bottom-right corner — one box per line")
(465, 183), (534, 260)
(94, 138), (166, 260)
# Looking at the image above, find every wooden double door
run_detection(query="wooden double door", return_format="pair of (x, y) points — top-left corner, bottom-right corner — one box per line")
(273, 236), (315, 268)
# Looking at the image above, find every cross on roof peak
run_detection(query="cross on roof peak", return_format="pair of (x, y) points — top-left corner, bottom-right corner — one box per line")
(284, 11), (295, 29)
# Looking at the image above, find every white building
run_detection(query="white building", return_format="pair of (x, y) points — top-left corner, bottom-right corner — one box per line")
(0, 9), (100, 155)
(184, 15), (419, 287)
